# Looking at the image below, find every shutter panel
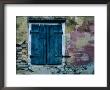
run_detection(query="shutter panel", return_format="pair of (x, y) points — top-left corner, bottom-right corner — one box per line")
(30, 24), (46, 65)
(47, 24), (63, 65)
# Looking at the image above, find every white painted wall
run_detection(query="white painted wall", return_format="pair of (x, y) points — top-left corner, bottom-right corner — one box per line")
(28, 23), (31, 66)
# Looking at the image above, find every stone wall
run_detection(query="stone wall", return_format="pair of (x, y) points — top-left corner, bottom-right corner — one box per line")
(16, 41), (29, 70)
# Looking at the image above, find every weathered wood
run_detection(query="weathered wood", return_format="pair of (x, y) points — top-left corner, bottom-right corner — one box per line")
(31, 24), (46, 65)
(28, 18), (66, 23)
(47, 25), (62, 65)
(30, 24), (63, 65)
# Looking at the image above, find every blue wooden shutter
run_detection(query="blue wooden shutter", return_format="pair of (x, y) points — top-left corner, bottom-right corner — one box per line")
(47, 24), (63, 65)
(30, 24), (46, 65)
(30, 24), (63, 65)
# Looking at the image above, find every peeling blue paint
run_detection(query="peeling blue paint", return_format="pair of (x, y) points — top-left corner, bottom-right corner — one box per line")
(30, 24), (63, 65)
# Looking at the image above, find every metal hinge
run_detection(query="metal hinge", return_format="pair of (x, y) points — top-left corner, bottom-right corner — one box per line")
(62, 55), (71, 58)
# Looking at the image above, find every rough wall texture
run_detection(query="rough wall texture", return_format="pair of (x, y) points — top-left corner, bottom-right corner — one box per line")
(16, 16), (94, 74)
(16, 16), (28, 69)
(16, 41), (28, 70)
(16, 16), (28, 43)
(65, 18), (94, 66)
